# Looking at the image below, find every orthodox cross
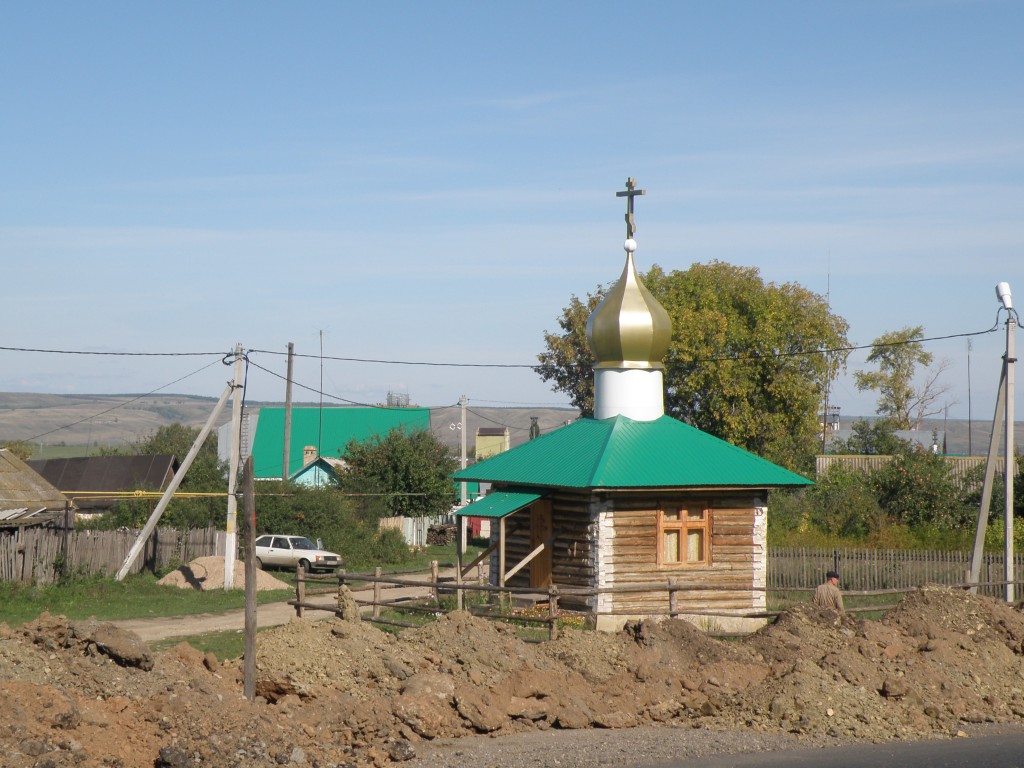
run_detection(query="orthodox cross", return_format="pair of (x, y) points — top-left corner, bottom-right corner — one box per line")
(616, 177), (646, 239)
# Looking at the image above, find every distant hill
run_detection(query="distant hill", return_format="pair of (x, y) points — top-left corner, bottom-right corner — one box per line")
(0, 392), (1015, 460)
(0, 392), (578, 458)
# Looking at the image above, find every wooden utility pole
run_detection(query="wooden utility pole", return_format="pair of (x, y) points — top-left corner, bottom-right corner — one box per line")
(242, 455), (257, 700)
(282, 342), (294, 480)
(116, 381), (235, 580)
(224, 343), (245, 589)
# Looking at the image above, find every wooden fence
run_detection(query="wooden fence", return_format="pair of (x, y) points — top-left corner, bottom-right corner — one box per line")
(6, 526), (1024, 600)
(768, 546), (1024, 597)
(295, 563), (1003, 641)
(0, 525), (226, 585)
(378, 514), (455, 548)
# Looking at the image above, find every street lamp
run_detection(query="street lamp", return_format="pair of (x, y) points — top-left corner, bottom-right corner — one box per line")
(997, 281), (1013, 310)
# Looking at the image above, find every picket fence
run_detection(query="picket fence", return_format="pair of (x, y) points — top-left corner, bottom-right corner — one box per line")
(768, 546), (1024, 597)
(378, 514), (456, 548)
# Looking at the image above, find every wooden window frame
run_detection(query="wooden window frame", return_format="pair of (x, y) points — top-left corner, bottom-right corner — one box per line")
(657, 503), (712, 567)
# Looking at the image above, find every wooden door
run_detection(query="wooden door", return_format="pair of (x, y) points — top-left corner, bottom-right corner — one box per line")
(530, 500), (553, 588)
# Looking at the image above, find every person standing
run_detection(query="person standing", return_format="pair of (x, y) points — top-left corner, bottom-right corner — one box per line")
(813, 570), (844, 612)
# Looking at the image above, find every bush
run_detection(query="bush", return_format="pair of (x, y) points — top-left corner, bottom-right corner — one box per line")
(807, 464), (885, 538)
(871, 448), (971, 530)
(768, 464), (883, 539)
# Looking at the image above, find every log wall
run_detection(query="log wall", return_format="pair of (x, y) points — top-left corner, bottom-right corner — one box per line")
(488, 490), (767, 618)
(602, 493), (766, 618)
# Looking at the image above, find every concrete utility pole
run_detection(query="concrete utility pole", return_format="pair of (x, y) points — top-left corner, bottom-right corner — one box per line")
(224, 343), (245, 590)
(969, 283), (1017, 601)
(282, 342), (294, 480)
(1004, 308), (1016, 602)
(459, 394), (468, 505)
(459, 394), (468, 551)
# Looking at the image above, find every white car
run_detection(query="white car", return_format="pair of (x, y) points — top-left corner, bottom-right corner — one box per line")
(254, 535), (341, 572)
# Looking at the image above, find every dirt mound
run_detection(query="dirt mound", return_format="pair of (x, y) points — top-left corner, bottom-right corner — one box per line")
(3, 587), (1024, 766)
(157, 555), (291, 591)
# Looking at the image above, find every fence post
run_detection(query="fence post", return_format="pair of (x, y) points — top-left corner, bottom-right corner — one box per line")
(373, 566), (382, 619)
(295, 564), (305, 618)
(455, 557), (464, 612)
(668, 578), (678, 618)
(548, 586), (559, 641)
(431, 560), (440, 608)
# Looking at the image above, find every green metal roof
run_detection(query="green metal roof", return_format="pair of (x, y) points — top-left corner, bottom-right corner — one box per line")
(251, 407), (430, 479)
(457, 489), (544, 518)
(452, 415), (811, 489)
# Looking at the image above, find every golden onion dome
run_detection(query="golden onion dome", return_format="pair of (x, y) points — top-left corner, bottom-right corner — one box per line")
(586, 242), (671, 369)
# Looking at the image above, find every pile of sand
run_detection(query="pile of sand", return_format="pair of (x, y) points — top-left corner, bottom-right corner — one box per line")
(157, 556), (291, 591)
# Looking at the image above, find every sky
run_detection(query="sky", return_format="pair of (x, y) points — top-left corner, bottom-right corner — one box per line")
(2, 1), (1022, 431)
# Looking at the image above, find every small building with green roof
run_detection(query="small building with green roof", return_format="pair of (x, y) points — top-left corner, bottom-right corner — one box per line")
(249, 406), (430, 480)
(453, 179), (811, 632)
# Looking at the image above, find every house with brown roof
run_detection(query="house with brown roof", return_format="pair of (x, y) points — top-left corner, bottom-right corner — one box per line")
(27, 455), (179, 516)
(0, 449), (73, 528)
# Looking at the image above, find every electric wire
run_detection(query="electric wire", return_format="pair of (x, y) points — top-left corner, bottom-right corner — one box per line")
(1, 319), (1003, 443)
(244, 358), (457, 410)
(18, 358), (228, 443)
(0, 345), (226, 357)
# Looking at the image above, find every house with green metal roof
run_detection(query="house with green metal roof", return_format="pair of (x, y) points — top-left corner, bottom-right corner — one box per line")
(249, 406), (430, 480)
(452, 179), (811, 632)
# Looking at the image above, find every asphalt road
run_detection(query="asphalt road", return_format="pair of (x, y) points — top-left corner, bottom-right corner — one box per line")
(641, 728), (1024, 768)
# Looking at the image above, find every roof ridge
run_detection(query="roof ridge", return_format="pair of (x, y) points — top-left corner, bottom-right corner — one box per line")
(586, 416), (625, 486)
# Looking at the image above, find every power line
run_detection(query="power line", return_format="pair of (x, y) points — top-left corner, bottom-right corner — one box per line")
(18, 359), (228, 443)
(247, 348), (535, 368)
(245, 358), (458, 410)
(0, 345), (225, 357)
(0, 321), (999, 371)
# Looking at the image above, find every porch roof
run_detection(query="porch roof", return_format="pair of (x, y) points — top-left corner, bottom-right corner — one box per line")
(456, 489), (544, 518)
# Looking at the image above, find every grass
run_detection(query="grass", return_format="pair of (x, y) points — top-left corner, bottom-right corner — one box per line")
(0, 541), (478, 634)
(151, 627), (273, 659)
(0, 573), (293, 628)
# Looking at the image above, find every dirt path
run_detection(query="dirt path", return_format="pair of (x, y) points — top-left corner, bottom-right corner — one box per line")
(111, 599), (324, 642)
(116, 576), (441, 642)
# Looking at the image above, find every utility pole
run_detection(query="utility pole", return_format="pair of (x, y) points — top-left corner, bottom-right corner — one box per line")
(224, 343), (245, 590)
(1004, 307), (1016, 602)
(242, 455), (257, 700)
(459, 394), (468, 552)
(282, 342), (294, 480)
(969, 283), (1017, 601)
(116, 381), (235, 580)
(459, 394), (468, 505)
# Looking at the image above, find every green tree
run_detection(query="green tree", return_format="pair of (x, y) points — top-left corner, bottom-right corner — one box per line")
(250, 483), (412, 568)
(537, 261), (850, 470)
(95, 423), (228, 530)
(854, 326), (952, 429)
(871, 448), (970, 530)
(337, 427), (458, 518)
(769, 464), (883, 540)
